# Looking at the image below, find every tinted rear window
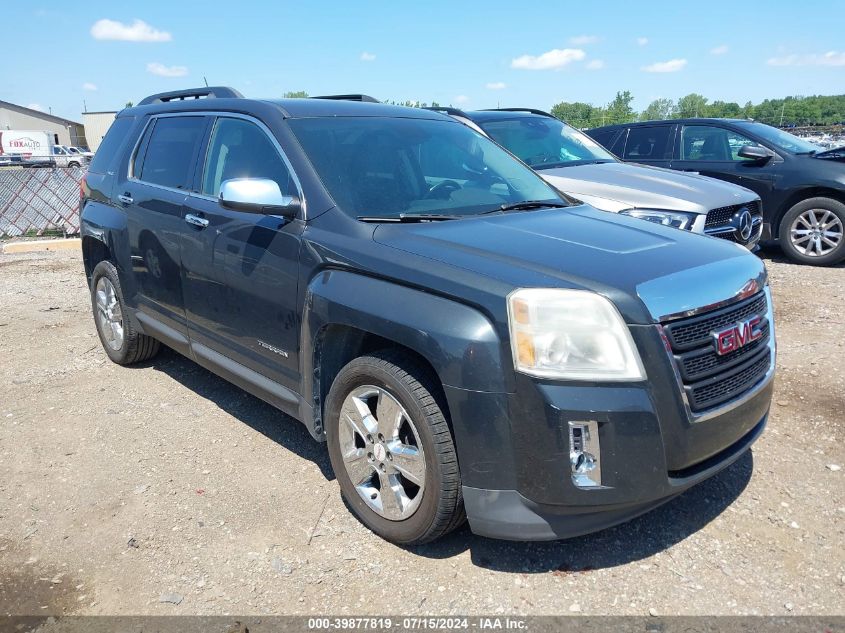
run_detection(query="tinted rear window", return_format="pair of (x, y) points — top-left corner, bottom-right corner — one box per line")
(88, 117), (135, 173)
(137, 116), (206, 189)
(623, 126), (673, 160)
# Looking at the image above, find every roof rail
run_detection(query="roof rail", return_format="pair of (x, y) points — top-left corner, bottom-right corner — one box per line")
(137, 87), (243, 106)
(312, 94), (380, 103)
(483, 107), (557, 119)
(423, 106), (470, 118)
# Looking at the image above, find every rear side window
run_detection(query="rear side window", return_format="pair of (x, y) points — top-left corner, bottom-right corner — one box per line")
(88, 117), (134, 173)
(622, 125), (673, 160)
(137, 117), (206, 189)
(588, 129), (617, 150)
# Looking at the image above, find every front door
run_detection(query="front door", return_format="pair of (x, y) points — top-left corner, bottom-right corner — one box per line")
(671, 124), (778, 208)
(180, 116), (303, 392)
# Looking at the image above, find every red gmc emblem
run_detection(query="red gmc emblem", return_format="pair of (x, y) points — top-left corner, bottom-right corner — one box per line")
(713, 316), (764, 355)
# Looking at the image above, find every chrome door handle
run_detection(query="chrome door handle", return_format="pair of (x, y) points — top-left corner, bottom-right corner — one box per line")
(185, 213), (209, 229)
(117, 194), (133, 205)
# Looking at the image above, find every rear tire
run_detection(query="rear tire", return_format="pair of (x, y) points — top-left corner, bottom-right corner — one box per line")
(325, 351), (464, 545)
(90, 260), (160, 365)
(778, 197), (845, 266)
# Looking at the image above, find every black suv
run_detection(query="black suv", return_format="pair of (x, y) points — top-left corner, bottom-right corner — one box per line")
(588, 118), (845, 266)
(81, 87), (775, 544)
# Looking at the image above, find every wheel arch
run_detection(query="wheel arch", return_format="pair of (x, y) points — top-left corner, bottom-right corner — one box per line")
(300, 270), (512, 440)
(774, 187), (845, 234)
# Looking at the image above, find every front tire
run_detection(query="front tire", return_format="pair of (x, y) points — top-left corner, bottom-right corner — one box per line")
(779, 197), (845, 265)
(90, 260), (160, 365)
(325, 351), (464, 545)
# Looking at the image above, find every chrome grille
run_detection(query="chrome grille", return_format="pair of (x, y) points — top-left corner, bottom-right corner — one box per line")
(663, 291), (771, 412)
(705, 200), (761, 228)
(704, 200), (763, 246)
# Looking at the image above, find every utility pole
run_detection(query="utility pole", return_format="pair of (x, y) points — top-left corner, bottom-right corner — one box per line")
(779, 101), (786, 126)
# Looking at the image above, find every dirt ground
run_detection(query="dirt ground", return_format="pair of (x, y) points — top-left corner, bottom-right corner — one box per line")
(0, 247), (842, 617)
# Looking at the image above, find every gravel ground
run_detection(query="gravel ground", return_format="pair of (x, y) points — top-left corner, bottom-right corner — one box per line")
(0, 247), (842, 617)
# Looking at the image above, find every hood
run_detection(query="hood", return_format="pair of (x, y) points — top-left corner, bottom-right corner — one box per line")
(538, 161), (757, 214)
(373, 205), (765, 324)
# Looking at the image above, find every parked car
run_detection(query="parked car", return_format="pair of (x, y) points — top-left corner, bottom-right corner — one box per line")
(81, 87), (775, 544)
(53, 145), (85, 168)
(66, 145), (94, 159)
(588, 119), (845, 265)
(429, 108), (763, 250)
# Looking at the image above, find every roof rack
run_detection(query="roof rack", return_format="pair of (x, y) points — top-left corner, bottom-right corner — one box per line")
(312, 94), (380, 103)
(137, 87), (243, 106)
(423, 106), (470, 118)
(482, 108), (557, 119)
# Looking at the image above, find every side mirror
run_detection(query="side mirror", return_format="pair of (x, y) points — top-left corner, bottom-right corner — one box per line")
(738, 145), (774, 163)
(219, 178), (301, 218)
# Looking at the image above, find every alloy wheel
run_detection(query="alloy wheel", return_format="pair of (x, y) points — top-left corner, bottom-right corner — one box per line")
(790, 209), (843, 257)
(95, 277), (124, 351)
(338, 385), (426, 520)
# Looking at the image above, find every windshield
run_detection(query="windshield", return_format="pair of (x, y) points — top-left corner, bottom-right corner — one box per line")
(479, 116), (616, 169)
(741, 122), (821, 154)
(288, 117), (564, 219)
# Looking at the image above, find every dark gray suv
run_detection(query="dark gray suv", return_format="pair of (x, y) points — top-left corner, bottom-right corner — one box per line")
(80, 87), (775, 544)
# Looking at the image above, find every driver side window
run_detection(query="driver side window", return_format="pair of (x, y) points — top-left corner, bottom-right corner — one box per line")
(681, 125), (759, 161)
(202, 118), (293, 197)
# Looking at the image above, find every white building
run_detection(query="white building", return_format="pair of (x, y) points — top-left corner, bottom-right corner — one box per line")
(0, 100), (86, 148)
(82, 111), (118, 152)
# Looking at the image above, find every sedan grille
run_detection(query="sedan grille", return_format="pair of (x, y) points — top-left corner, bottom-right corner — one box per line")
(704, 200), (763, 246)
(663, 292), (771, 412)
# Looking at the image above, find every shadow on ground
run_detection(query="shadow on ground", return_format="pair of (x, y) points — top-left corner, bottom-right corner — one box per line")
(138, 347), (334, 480)
(136, 346), (754, 574)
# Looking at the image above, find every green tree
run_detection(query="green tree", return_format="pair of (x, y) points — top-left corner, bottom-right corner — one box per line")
(550, 101), (605, 127)
(706, 100), (742, 118)
(125, 101), (134, 108)
(606, 90), (636, 125)
(640, 98), (675, 121)
(675, 93), (709, 118)
(283, 90), (309, 98)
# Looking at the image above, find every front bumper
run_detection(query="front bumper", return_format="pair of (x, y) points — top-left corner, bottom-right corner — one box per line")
(463, 414), (765, 540)
(444, 318), (774, 541)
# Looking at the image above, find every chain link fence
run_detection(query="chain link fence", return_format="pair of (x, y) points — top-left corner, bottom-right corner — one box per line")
(0, 167), (84, 238)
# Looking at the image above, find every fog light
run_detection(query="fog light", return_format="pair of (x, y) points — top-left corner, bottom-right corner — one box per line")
(568, 421), (602, 488)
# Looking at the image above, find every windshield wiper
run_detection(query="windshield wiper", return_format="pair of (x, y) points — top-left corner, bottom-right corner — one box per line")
(357, 213), (463, 223)
(492, 201), (569, 213)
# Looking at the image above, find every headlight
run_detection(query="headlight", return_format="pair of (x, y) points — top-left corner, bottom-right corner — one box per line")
(620, 208), (697, 231)
(507, 288), (645, 381)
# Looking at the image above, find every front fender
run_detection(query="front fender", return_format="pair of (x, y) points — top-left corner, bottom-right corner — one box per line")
(301, 270), (512, 394)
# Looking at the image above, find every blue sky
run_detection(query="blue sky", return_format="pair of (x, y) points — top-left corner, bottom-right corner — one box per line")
(6, 1), (844, 122)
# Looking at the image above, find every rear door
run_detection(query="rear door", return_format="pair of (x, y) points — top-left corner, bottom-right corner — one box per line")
(670, 123), (778, 204)
(116, 114), (209, 352)
(180, 115), (304, 392)
(619, 124), (675, 168)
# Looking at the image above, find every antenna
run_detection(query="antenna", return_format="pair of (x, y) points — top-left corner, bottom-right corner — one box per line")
(203, 76), (209, 88)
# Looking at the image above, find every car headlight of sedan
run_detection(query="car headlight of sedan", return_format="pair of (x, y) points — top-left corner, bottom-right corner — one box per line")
(507, 288), (645, 381)
(620, 208), (697, 231)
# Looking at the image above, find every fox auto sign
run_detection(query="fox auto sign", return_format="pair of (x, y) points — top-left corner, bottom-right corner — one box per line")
(712, 316), (764, 356)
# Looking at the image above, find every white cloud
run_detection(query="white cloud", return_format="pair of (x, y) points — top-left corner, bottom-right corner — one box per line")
(90, 18), (172, 42)
(641, 58), (687, 73)
(485, 82), (507, 90)
(569, 35), (599, 46)
(27, 103), (45, 112)
(454, 95), (470, 105)
(146, 62), (188, 77)
(82, 82), (98, 91)
(636, 37), (649, 46)
(586, 59), (605, 70)
(710, 44), (729, 55)
(767, 51), (845, 67)
(511, 48), (586, 70)
(360, 51), (376, 62)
